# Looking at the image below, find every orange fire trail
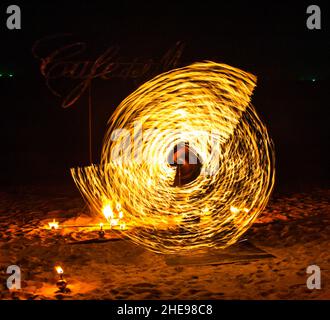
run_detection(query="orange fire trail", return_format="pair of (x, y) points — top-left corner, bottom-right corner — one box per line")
(71, 61), (275, 254)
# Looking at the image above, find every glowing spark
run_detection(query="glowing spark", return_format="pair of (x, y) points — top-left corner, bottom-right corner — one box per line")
(71, 61), (275, 254)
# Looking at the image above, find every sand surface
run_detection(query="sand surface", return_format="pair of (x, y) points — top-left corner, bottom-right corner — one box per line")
(0, 185), (329, 300)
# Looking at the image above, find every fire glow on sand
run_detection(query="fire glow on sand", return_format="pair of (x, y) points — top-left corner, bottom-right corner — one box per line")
(71, 61), (275, 254)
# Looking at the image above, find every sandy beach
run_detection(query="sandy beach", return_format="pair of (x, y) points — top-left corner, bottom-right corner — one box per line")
(0, 185), (329, 300)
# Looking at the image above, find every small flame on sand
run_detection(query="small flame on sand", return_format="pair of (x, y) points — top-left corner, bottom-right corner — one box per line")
(48, 219), (59, 230)
(102, 202), (126, 230)
(55, 266), (63, 274)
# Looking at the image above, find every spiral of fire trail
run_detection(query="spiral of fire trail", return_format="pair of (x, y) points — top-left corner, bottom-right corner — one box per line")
(71, 61), (275, 254)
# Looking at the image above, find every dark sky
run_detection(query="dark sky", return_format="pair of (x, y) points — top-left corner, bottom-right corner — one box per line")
(1, 2), (329, 77)
(0, 1), (329, 189)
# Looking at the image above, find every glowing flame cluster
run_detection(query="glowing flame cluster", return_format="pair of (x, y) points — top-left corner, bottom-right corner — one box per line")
(71, 61), (275, 254)
(102, 202), (126, 229)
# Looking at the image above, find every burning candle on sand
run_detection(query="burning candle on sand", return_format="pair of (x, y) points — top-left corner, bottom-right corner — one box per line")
(55, 265), (67, 292)
(98, 222), (105, 238)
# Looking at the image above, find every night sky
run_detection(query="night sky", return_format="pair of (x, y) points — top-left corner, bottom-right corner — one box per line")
(0, 1), (329, 190)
